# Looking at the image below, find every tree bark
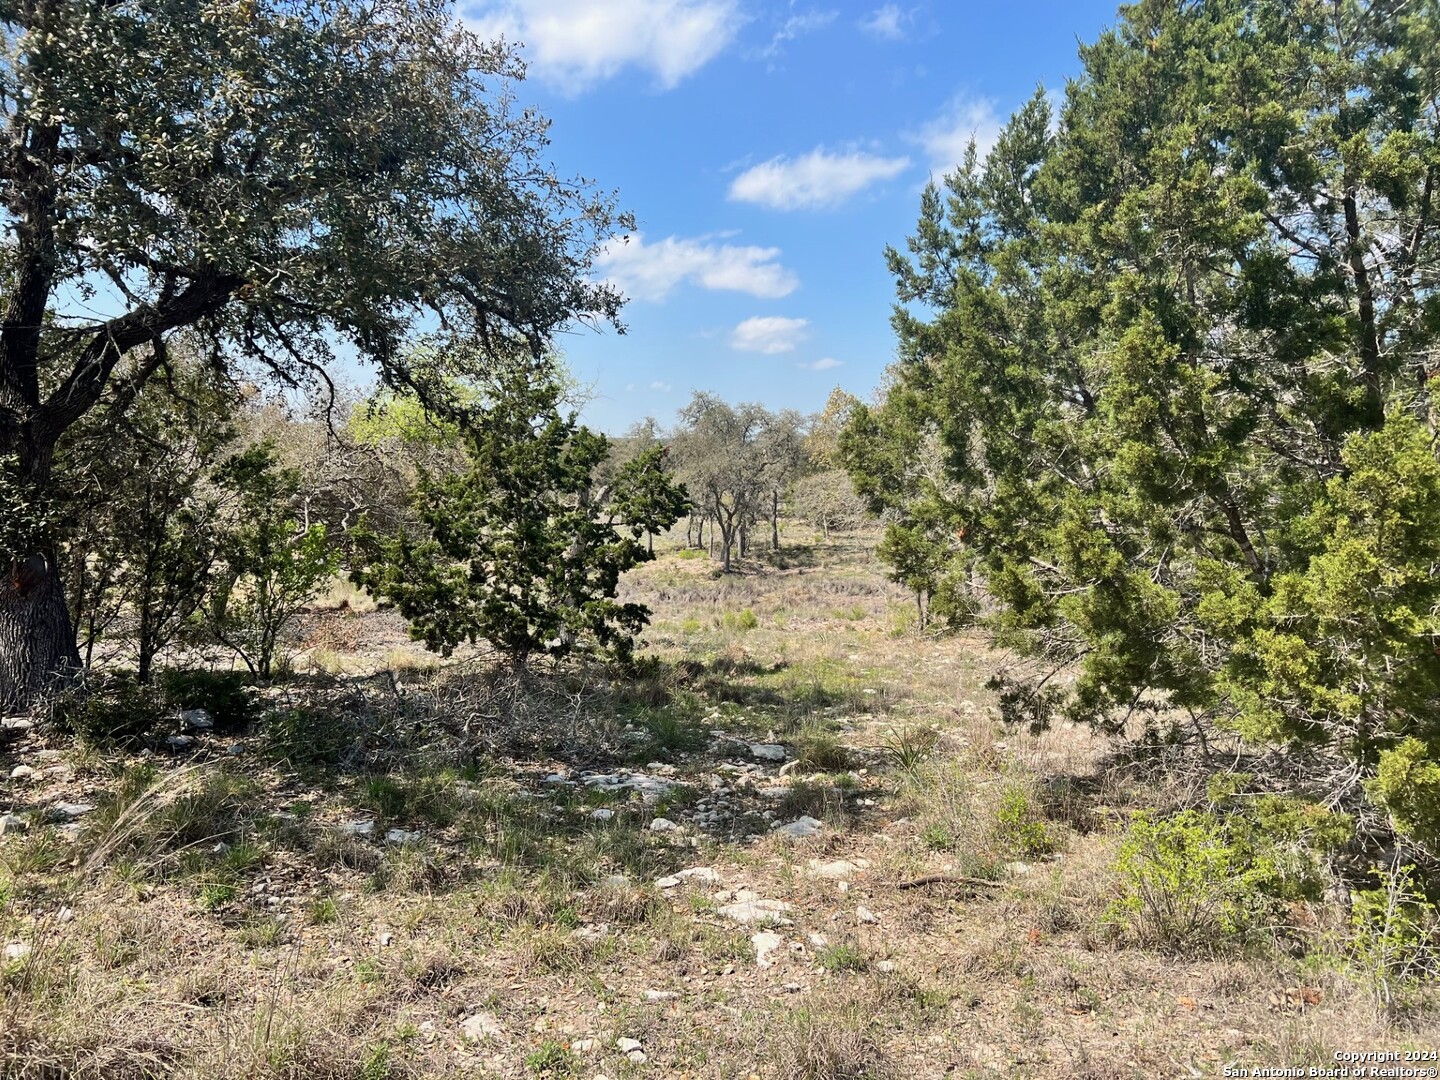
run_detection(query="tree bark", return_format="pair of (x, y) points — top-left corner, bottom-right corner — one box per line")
(771, 489), (780, 551)
(0, 554), (80, 712)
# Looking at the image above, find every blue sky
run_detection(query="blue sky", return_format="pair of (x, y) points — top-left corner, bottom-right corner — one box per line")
(459, 0), (1121, 434)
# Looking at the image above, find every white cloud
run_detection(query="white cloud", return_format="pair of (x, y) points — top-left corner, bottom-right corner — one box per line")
(760, 8), (836, 59)
(730, 316), (809, 354)
(729, 147), (910, 211)
(462, 0), (742, 92)
(594, 232), (798, 301)
(916, 95), (1002, 176)
(802, 357), (843, 371)
(649, 380), (672, 391)
(860, 4), (906, 39)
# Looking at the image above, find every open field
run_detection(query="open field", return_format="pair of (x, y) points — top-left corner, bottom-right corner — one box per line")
(1, 529), (1435, 1079)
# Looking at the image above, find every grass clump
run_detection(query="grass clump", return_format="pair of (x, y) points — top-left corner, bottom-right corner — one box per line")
(524, 1040), (581, 1077)
(774, 1005), (894, 1080)
(993, 783), (1056, 858)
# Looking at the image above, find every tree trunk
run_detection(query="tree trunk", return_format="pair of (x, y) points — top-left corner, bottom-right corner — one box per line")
(0, 554), (80, 712)
(771, 489), (780, 552)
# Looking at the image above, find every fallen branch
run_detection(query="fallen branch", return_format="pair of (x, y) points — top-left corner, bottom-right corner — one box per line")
(892, 875), (1005, 891)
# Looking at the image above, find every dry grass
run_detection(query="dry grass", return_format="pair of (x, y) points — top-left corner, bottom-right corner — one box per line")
(2, 525), (1437, 1078)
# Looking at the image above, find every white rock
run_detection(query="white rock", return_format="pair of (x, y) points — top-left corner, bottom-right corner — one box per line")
(164, 735), (196, 750)
(572, 1037), (598, 1053)
(376, 931), (393, 947)
(773, 816), (823, 839)
(627, 1050), (646, 1064)
(1005, 861), (1033, 876)
(855, 906), (879, 924)
(338, 819), (374, 836)
(0, 814), (28, 834)
(654, 876), (681, 889)
(718, 898), (793, 926)
(648, 817), (678, 832)
(9, 765), (34, 780)
(675, 866), (720, 883)
(750, 744), (787, 762)
(752, 931), (784, 968)
(589, 808), (614, 821)
(875, 960), (897, 974)
(807, 932), (829, 948)
(180, 709), (214, 731)
(57, 907), (74, 923)
(805, 858), (870, 880)
(0, 718), (33, 732)
(386, 828), (421, 845)
(3, 943), (31, 961)
(602, 874), (630, 888)
(643, 989), (677, 1001)
(777, 761), (802, 777)
(51, 802), (95, 819)
(460, 1011), (504, 1042)
(615, 1037), (643, 1053)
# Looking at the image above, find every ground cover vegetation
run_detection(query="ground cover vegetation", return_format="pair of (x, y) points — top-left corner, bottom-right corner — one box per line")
(1, 0), (1438, 1077)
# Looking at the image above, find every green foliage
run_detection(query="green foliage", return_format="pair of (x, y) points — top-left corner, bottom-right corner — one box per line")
(523, 1040), (580, 1077)
(208, 444), (338, 679)
(1109, 798), (1351, 952)
(1349, 862), (1440, 1009)
(159, 669), (259, 733)
(846, 0), (1440, 855)
(48, 675), (168, 747)
(353, 352), (687, 665)
(994, 785), (1056, 858)
(1374, 739), (1440, 851)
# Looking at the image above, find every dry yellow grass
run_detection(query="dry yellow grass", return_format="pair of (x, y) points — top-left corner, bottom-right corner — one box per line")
(1, 527), (1436, 1078)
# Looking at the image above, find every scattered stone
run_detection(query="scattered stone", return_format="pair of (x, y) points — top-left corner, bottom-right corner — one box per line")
(385, 828), (421, 845)
(376, 931), (393, 947)
(777, 760), (802, 777)
(588, 808), (614, 821)
(543, 773), (569, 784)
(648, 817), (678, 833)
(0, 718), (33, 733)
(3, 943), (31, 961)
(627, 1050), (647, 1065)
(805, 858), (870, 880)
(757, 786), (792, 801)
(750, 743), (786, 762)
(752, 931), (784, 968)
(718, 898), (793, 926)
(50, 802), (95, 819)
(773, 815), (823, 839)
(57, 907), (74, 923)
(875, 960), (897, 974)
(1005, 861), (1033, 876)
(572, 1037), (598, 1053)
(164, 734), (197, 750)
(807, 932), (829, 948)
(615, 1037), (643, 1054)
(0, 814), (28, 835)
(602, 874), (631, 888)
(180, 708), (214, 731)
(643, 990), (678, 1002)
(655, 875), (681, 889)
(227, 742), (246, 756)
(338, 819), (375, 837)
(855, 906), (879, 924)
(460, 1011), (504, 1042)
(9, 765), (34, 780)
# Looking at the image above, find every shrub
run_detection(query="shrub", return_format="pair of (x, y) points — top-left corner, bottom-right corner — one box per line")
(1373, 738), (1440, 852)
(160, 668), (259, 732)
(1349, 862), (1440, 1010)
(48, 675), (167, 746)
(1108, 799), (1350, 952)
(994, 784), (1056, 858)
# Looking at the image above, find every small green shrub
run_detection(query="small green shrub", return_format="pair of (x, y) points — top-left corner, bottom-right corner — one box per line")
(1349, 862), (1440, 1010)
(721, 608), (759, 632)
(798, 729), (852, 772)
(524, 1040), (580, 1077)
(818, 942), (869, 973)
(994, 785), (1056, 857)
(1108, 799), (1350, 952)
(880, 725), (938, 773)
(359, 1042), (392, 1080)
(48, 676), (167, 746)
(160, 668), (259, 732)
